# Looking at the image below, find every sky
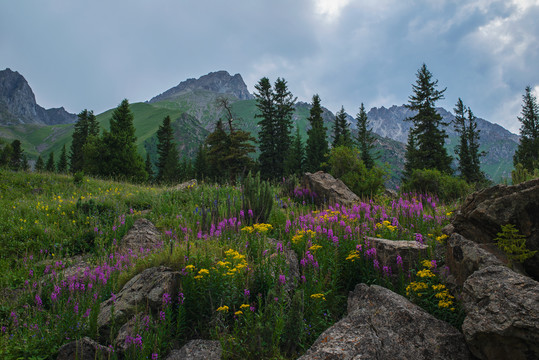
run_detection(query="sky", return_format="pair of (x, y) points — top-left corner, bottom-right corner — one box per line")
(1, 0), (538, 134)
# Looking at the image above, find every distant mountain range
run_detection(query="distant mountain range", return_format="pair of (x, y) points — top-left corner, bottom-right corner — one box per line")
(0, 68), (520, 183)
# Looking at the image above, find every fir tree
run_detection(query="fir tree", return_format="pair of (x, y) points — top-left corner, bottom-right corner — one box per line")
(9, 140), (23, 171)
(145, 153), (154, 182)
(466, 107), (486, 183)
(333, 106), (352, 148)
(356, 103), (376, 169)
(57, 144), (68, 173)
(285, 125), (305, 177)
(513, 86), (539, 171)
(21, 154), (29, 171)
(35, 155), (44, 172)
(305, 94), (329, 172)
(70, 109), (99, 173)
(404, 64), (452, 177)
(156, 115), (180, 184)
(453, 98), (472, 179)
(46, 152), (56, 172)
(194, 144), (209, 180)
(0, 143), (13, 168)
(255, 77), (296, 179)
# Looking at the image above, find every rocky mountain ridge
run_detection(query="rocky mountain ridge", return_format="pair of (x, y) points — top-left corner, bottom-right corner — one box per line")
(0, 68), (76, 125)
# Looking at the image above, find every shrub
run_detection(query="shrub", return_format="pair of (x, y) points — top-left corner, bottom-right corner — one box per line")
(327, 146), (386, 198)
(241, 171), (273, 224)
(401, 168), (471, 202)
(494, 224), (537, 266)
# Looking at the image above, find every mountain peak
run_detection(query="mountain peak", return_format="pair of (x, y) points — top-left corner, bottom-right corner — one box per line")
(149, 70), (253, 103)
(0, 68), (76, 125)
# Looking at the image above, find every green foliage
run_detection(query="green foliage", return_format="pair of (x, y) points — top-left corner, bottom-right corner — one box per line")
(70, 109), (99, 173)
(45, 151), (55, 173)
(57, 144), (68, 174)
(34, 155), (44, 172)
(513, 86), (539, 171)
(402, 168), (471, 202)
(356, 103), (376, 169)
(285, 126), (305, 177)
(332, 106), (353, 148)
(327, 146), (386, 198)
(241, 171), (273, 224)
(145, 152), (154, 182)
(305, 94), (329, 173)
(156, 115), (180, 184)
(404, 64), (452, 177)
(73, 171), (84, 186)
(494, 224), (537, 266)
(511, 163), (539, 184)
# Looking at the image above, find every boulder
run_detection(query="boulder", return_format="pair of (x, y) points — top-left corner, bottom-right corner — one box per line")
(118, 218), (162, 255)
(165, 340), (222, 360)
(461, 265), (539, 360)
(97, 266), (181, 341)
(56, 337), (110, 360)
(365, 236), (429, 273)
(445, 233), (505, 286)
(450, 178), (539, 279)
(174, 179), (197, 190)
(299, 283), (472, 360)
(301, 171), (359, 207)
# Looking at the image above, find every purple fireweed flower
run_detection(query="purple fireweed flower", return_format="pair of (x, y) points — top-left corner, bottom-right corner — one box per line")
(162, 292), (171, 307)
(83, 308), (91, 318)
(178, 292), (185, 305)
(240, 209), (245, 218)
(35, 295), (42, 308)
(248, 209), (253, 218)
(159, 310), (165, 322)
(74, 303), (79, 314)
(111, 292), (117, 303)
(276, 242), (283, 253)
(415, 233), (424, 244)
(152, 353), (158, 360)
(383, 266), (392, 277)
(373, 259), (380, 270)
(244, 289), (250, 298)
(431, 260), (437, 269)
(250, 306), (256, 312)
(279, 275), (286, 285)
(396, 254), (403, 270)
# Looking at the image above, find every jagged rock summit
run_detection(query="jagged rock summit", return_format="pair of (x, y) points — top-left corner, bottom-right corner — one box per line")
(0, 68), (76, 125)
(149, 70), (253, 103)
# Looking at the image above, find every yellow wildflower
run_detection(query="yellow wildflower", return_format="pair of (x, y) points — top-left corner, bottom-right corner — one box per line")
(185, 265), (195, 271)
(197, 269), (210, 276)
(308, 244), (322, 252)
(310, 293), (326, 301)
(416, 269), (435, 278)
(234, 311), (243, 316)
(216, 305), (229, 312)
(240, 304), (250, 310)
(421, 260), (434, 269)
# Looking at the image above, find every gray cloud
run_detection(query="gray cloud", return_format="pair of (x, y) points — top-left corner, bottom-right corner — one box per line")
(1, 0), (537, 133)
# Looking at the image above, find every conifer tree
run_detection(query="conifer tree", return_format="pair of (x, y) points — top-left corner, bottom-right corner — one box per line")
(9, 140), (23, 171)
(0, 143), (13, 168)
(356, 103), (376, 169)
(333, 106), (352, 148)
(57, 144), (68, 173)
(285, 125), (305, 177)
(145, 153), (154, 182)
(35, 155), (44, 172)
(466, 107), (486, 183)
(194, 144), (209, 180)
(156, 115), (180, 183)
(70, 109), (99, 173)
(453, 98), (472, 178)
(305, 94), (329, 172)
(21, 154), (29, 171)
(404, 64), (452, 177)
(46, 152), (56, 172)
(255, 77), (296, 179)
(513, 86), (539, 171)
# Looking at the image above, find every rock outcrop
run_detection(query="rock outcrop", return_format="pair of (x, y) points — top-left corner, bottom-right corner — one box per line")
(461, 265), (539, 360)
(450, 178), (539, 279)
(165, 340), (222, 360)
(365, 236), (429, 273)
(56, 337), (110, 360)
(299, 283), (472, 360)
(301, 171), (359, 207)
(97, 266), (181, 341)
(118, 218), (162, 255)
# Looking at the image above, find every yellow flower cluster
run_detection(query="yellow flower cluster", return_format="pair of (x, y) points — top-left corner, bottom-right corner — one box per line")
(406, 281), (428, 296)
(421, 259), (434, 269)
(240, 304), (250, 310)
(376, 220), (397, 232)
(292, 231), (304, 244)
(416, 269), (435, 278)
(308, 244), (322, 252)
(220, 249), (248, 276)
(216, 305), (229, 312)
(435, 234), (448, 243)
(310, 293), (326, 301)
(241, 223), (273, 234)
(345, 250), (360, 262)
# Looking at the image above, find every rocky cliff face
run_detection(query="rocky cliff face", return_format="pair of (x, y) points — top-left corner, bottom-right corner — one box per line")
(149, 70), (253, 103)
(0, 68), (76, 125)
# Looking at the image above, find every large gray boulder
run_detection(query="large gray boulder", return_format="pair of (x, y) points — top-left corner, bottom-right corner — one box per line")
(56, 337), (110, 360)
(97, 266), (181, 341)
(302, 171), (359, 207)
(365, 236), (429, 274)
(119, 218), (162, 254)
(299, 283), (472, 360)
(461, 265), (539, 360)
(450, 178), (539, 279)
(165, 340), (222, 360)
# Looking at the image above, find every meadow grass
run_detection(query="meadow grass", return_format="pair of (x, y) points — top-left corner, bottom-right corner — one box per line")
(0, 169), (463, 360)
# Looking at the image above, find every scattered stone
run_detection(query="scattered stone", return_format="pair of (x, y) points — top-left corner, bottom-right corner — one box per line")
(299, 283), (472, 360)
(174, 179), (197, 190)
(301, 171), (359, 207)
(461, 265), (539, 360)
(165, 340), (222, 360)
(450, 178), (539, 279)
(118, 218), (162, 255)
(56, 337), (110, 360)
(445, 233), (505, 287)
(365, 236), (428, 273)
(97, 266), (181, 341)
(114, 315), (138, 353)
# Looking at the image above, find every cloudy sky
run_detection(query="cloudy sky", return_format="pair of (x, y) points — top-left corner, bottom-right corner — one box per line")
(2, 0), (538, 133)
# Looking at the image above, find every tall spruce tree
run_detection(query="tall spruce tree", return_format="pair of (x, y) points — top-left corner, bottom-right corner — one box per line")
(21, 154), (29, 171)
(156, 115), (180, 183)
(87, 99), (147, 181)
(194, 144), (209, 180)
(70, 109), (99, 173)
(305, 94), (329, 172)
(46, 152), (56, 172)
(513, 86), (539, 171)
(0, 143), (12, 168)
(145, 153), (154, 182)
(333, 106), (352, 148)
(35, 155), (44, 172)
(285, 125), (305, 177)
(9, 140), (23, 171)
(466, 107), (486, 183)
(453, 98), (472, 179)
(356, 103), (376, 169)
(205, 119), (230, 180)
(404, 64), (452, 177)
(57, 144), (68, 173)
(255, 77), (296, 179)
